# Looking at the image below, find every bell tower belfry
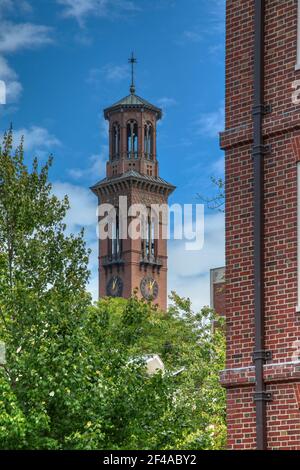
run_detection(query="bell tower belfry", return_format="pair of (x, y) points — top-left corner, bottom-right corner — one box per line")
(91, 55), (175, 310)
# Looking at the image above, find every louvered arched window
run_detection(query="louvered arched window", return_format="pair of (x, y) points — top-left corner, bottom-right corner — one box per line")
(112, 122), (120, 160)
(109, 208), (122, 259)
(127, 120), (138, 158)
(144, 122), (153, 159)
(141, 207), (156, 259)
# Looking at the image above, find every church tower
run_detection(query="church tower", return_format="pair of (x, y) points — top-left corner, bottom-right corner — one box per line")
(91, 55), (175, 310)
(221, 0), (300, 450)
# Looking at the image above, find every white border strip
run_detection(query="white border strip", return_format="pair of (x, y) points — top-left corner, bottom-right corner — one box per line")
(221, 360), (300, 375)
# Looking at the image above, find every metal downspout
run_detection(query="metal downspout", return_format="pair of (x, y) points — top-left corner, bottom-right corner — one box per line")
(252, 0), (272, 451)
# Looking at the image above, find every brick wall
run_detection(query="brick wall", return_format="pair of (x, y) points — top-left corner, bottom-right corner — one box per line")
(220, 0), (300, 449)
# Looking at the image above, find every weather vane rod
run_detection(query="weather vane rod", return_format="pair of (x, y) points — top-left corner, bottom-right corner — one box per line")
(128, 52), (137, 94)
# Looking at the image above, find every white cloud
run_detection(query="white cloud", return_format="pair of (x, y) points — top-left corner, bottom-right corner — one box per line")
(0, 0), (32, 16)
(182, 30), (202, 43)
(18, 1), (32, 13)
(0, 56), (22, 102)
(156, 97), (178, 124)
(68, 152), (107, 182)
(211, 156), (224, 177)
(100, 118), (109, 139)
(57, 0), (105, 22)
(57, 0), (139, 26)
(74, 32), (93, 46)
(0, 21), (53, 54)
(0, 0), (12, 14)
(157, 97), (177, 108)
(11, 126), (61, 153)
(177, 0), (225, 47)
(196, 103), (225, 138)
(52, 182), (96, 231)
(209, 43), (224, 56)
(168, 212), (225, 311)
(88, 272), (99, 301)
(211, 0), (226, 33)
(87, 64), (129, 87)
(0, 10), (53, 105)
(0, 126), (61, 157)
(102, 63), (129, 81)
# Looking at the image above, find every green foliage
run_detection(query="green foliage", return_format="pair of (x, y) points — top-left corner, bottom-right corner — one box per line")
(0, 130), (226, 450)
(105, 293), (227, 450)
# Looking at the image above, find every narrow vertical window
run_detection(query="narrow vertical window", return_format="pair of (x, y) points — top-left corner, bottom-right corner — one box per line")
(145, 212), (150, 257)
(151, 219), (155, 257)
(112, 123), (120, 160)
(127, 120), (138, 158)
(141, 214), (146, 258)
(110, 209), (121, 259)
(141, 208), (157, 260)
(144, 122), (153, 159)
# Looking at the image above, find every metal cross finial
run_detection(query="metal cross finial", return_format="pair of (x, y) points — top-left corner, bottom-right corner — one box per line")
(128, 52), (137, 94)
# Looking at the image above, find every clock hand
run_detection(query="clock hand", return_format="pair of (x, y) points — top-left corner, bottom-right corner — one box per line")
(148, 280), (154, 292)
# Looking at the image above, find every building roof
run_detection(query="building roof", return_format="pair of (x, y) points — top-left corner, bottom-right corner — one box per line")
(104, 93), (162, 120)
(90, 169), (176, 193)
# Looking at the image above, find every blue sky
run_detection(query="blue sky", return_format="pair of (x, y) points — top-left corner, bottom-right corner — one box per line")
(0, 0), (225, 310)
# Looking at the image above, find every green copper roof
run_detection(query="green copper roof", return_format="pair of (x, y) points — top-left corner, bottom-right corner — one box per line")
(111, 94), (156, 107)
(104, 93), (162, 119)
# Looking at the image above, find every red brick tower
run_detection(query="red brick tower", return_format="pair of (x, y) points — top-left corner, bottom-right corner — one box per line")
(220, 0), (300, 449)
(91, 56), (175, 310)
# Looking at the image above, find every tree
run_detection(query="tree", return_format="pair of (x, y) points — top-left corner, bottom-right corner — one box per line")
(83, 293), (226, 450)
(197, 176), (225, 212)
(0, 129), (91, 448)
(0, 130), (226, 449)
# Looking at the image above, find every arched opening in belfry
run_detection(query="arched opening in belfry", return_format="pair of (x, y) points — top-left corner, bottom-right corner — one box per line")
(127, 120), (138, 158)
(144, 122), (153, 159)
(112, 122), (120, 160)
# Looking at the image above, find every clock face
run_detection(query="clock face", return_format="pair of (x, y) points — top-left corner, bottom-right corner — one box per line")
(106, 275), (123, 297)
(140, 276), (159, 301)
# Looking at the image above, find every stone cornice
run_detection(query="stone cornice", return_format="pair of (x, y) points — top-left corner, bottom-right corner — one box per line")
(91, 173), (176, 198)
(220, 361), (300, 388)
(220, 109), (300, 151)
